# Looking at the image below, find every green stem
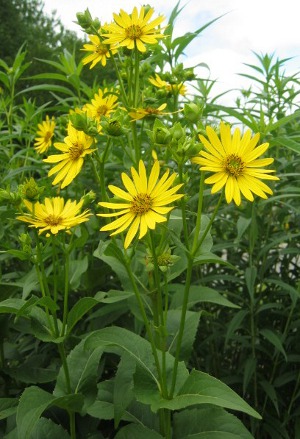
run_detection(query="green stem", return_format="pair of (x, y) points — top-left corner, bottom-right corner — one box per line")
(169, 254), (193, 398)
(33, 230), (57, 336)
(61, 244), (70, 337)
(178, 161), (190, 250)
(191, 172), (205, 254)
(149, 231), (168, 396)
(123, 256), (166, 395)
(57, 343), (76, 439)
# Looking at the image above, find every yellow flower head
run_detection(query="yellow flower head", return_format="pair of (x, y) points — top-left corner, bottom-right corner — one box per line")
(34, 115), (56, 154)
(193, 122), (279, 206)
(83, 88), (119, 122)
(128, 103), (168, 121)
(149, 74), (187, 96)
(103, 6), (165, 52)
(17, 197), (91, 235)
(98, 160), (183, 248)
(81, 33), (117, 69)
(43, 122), (95, 189)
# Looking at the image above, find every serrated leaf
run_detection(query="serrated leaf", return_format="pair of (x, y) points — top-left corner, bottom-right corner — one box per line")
(114, 353), (136, 427)
(151, 370), (261, 419)
(67, 297), (100, 334)
(114, 423), (164, 439)
(170, 284), (239, 309)
(30, 417), (70, 439)
(69, 256), (88, 289)
(0, 398), (18, 420)
(84, 327), (158, 386)
(167, 310), (201, 361)
(173, 406), (254, 439)
(54, 338), (103, 413)
(16, 387), (83, 439)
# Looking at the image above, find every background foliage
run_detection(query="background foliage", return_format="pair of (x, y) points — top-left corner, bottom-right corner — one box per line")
(0, 1), (299, 439)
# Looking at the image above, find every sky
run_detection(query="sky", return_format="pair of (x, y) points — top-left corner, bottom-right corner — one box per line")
(42, 0), (300, 105)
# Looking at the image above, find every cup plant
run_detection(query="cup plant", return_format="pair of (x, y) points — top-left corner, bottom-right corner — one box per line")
(2, 2), (298, 439)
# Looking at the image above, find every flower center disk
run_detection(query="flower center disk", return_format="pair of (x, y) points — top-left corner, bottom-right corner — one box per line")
(224, 154), (245, 177)
(131, 193), (153, 215)
(126, 25), (143, 39)
(69, 143), (84, 160)
(45, 214), (62, 227)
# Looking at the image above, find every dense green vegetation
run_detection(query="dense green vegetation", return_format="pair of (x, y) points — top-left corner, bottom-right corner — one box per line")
(0, 2), (299, 438)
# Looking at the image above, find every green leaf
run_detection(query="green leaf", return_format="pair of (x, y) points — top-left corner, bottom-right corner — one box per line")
(152, 370), (261, 419)
(114, 353), (136, 427)
(167, 310), (201, 361)
(245, 266), (257, 302)
(96, 289), (134, 303)
(170, 284), (240, 309)
(18, 84), (75, 96)
(85, 327), (158, 386)
(0, 398), (18, 420)
(0, 298), (26, 314)
(259, 380), (279, 415)
(225, 310), (249, 347)
(67, 297), (100, 334)
(69, 256), (88, 289)
(30, 418), (70, 439)
(93, 240), (131, 289)
(54, 339), (102, 412)
(114, 424), (164, 439)
(173, 406), (254, 439)
(243, 358), (257, 396)
(235, 217), (252, 243)
(16, 387), (83, 439)
(260, 329), (287, 361)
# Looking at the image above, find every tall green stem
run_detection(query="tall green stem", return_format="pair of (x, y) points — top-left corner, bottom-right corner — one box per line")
(61, 242), (70, 337)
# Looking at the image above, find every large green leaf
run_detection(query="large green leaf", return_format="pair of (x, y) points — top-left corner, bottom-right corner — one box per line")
(16, 387), (83, 439)
(30, 418), (70, 439)
(167, 310), (201, 361)
(114, 424), (164, 439)
(170, 284), (239, 309)
(151, 370), (261, 419)
(54, 339), (103, 412)
(67, 297), (100, 334)
(173, 406), (254, 439)
(85, 327), (158, 386)
(0, 398), (18, 420)
(114, 353), (136, 427)
(93, 240), (132, 289)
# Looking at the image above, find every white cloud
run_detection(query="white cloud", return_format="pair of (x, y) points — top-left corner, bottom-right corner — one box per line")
(42, 0), (300, 105)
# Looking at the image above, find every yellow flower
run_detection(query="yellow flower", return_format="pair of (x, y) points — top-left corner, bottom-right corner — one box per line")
(34, 116), (56, 154)
(103, 6), (165, 52)
(149, 74), (187, 96)
(83, 88), (118, 122)
(192, 122), (279, 206)
(98, 160), (183, 248)
(43, 122), (95, 189)
(128, 103), (168, 121)
(17, 197), (91, 235)
(81, 34), (117, 68)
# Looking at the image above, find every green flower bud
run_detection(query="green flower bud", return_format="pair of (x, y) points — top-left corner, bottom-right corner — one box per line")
(19, 178), (44, 202)
(102, 119), (124, 137)
(148, 119), (171, 147)
(69, 113), (99, 137)
(184, 102), (202, 123)
(170, 122), (185, 141)
(81, 191), (96, 206)
(76, 9), (94, 31)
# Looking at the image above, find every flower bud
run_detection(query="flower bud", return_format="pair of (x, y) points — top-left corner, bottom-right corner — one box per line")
(19, 178), (44, 202)
(170, 122), (185, 141)
(184, 102), (202, 123)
